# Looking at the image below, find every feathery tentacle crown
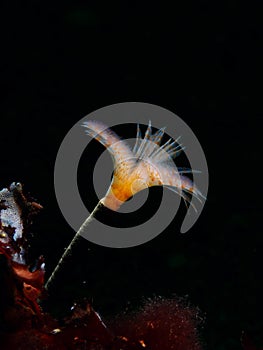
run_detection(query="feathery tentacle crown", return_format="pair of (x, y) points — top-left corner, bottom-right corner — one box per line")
(83, 121), (204, 211)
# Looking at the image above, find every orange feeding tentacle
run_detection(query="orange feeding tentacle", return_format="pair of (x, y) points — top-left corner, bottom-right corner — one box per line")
(83, 121), (204, 211)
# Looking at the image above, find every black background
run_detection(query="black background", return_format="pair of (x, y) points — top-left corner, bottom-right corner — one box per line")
(1, 1), (262, 349)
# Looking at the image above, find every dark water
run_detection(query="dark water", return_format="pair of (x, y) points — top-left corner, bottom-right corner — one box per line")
(1, 2), (262, 349)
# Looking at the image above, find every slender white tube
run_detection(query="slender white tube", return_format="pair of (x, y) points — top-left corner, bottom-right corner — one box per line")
(45, 201), (103, 290)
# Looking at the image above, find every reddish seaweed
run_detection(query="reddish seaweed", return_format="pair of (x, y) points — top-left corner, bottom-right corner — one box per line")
(0, 182), (203, 349)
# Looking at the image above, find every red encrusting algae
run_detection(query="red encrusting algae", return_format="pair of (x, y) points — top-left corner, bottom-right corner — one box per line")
(109, 297), (203, 350)
(0, 182), (204, 349)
